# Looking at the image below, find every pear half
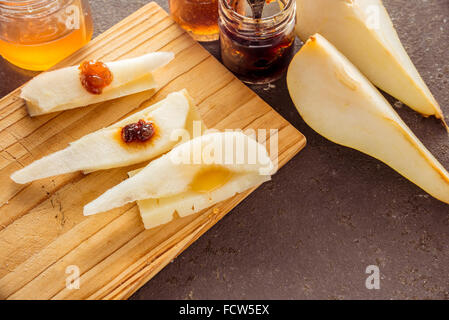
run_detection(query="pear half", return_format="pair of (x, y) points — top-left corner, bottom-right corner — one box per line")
(21, 52), (174, 116)
(11, 90), (199, 184)
(295, 0), (444, 122)
(287, 34), (449, 205)
(83, 132), (273, 219)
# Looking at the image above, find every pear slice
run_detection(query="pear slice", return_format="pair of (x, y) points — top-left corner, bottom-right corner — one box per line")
(83, 131), (273, 217)
(295, 0), (444, 121)
(287, 34), (449, 205)
(11, 90), (199, 184)
(21, 52), (174, 116)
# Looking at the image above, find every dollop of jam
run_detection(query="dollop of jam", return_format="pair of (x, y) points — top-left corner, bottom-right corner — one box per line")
(121, 119), (155, 143)
(79, 60), (113, 94)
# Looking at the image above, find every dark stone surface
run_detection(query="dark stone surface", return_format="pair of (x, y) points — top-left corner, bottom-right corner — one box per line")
(1, 0), (448, 300)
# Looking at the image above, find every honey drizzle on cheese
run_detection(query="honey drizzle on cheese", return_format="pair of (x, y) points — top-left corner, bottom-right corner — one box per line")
(190, 166), (233, 193)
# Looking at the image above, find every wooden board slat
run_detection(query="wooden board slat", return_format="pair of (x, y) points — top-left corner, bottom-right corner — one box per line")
(0, 2), (306, 300)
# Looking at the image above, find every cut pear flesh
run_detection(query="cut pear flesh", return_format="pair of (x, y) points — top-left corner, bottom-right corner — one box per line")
(21, 52), (174, 116)
(11, 90), (195, 184)
(287, 34), (449, 205)
(295, 0), (444, 120)
(83, 131), (273, 217)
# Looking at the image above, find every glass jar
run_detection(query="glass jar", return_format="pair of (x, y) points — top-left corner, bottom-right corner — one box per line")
(169, 0), (219, 42)
(0, 0), (93, 71)
(218, 0), (296, 84)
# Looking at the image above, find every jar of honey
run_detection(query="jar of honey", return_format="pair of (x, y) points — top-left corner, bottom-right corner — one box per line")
(218, 0), (296, 84)
(169, 0), (219, 42)
(0, 0), (93, 71)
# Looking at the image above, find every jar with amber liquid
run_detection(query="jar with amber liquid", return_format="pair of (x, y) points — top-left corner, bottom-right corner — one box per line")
(219, 0), (296, 84)
(0, 0), (93, 71)
(169, 0), (219, 42)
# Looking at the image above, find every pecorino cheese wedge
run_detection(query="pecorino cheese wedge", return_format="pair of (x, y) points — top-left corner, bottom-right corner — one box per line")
(11, 90), (200, 184)
(128, 167), (270, 229)
(83, 131), (274, 222)
(21, 52), (174, 116)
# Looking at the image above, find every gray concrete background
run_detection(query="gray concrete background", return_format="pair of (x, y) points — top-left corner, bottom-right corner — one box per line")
(0, 0), (448, 299)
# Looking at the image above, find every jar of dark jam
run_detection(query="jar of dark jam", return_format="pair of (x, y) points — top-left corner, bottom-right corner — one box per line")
(218, 0), (296, 84)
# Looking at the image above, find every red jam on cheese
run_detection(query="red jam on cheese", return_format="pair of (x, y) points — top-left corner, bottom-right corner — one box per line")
(121, 119), (155, 143)
(79, 60), (113, 94)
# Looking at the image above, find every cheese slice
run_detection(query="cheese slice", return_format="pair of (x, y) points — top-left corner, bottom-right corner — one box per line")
(83, 132), (274, 218)
(129, 168), (269, 229)
(11, 89), (197, 184)
(21, 52), (174, 116)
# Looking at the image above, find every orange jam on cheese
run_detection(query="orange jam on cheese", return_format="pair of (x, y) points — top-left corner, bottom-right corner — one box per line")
(79, 60), (113, 94)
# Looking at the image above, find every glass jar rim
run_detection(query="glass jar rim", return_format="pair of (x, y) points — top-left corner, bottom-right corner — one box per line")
(219, 0), (295, 25)
(0, 0), (71, 16)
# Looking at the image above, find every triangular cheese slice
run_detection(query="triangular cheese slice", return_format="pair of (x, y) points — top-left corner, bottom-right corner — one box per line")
(11, 90), (197, 184)
(21, 52), (174, 116)
(129, 168), (268, 229)
(83, 132), (274, 219)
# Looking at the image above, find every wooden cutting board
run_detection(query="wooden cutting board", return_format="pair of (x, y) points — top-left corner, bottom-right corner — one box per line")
(0, 2), (306, 299)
